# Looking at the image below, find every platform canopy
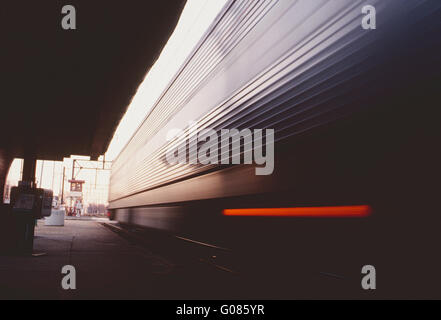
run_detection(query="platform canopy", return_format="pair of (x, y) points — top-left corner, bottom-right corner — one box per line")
(0, 1), (185, 161)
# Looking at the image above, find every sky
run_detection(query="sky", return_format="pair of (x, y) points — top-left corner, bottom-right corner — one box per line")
(4, 157), (110, 208)
(105, 0), (228, 161)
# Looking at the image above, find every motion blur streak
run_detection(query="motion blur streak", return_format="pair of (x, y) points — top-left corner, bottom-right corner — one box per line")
(222, 205), (372, 217)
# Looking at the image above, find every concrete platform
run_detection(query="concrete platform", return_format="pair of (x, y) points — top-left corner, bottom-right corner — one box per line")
(0, 219), (229, 299)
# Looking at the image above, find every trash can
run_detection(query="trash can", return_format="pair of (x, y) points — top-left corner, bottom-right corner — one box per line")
(45, 209), (65, 226)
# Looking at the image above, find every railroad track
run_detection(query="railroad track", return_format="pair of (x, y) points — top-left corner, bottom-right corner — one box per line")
(100, 222), (237, 274)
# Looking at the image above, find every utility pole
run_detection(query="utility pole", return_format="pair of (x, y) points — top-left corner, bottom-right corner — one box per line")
(71, 159), (76, 180)
(61, 166), (65, 204)
(51, 161), (55, 191)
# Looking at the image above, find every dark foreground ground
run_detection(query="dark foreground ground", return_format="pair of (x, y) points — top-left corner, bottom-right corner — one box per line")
(0, 217), (439, 300)
(0, 219), (239, 299)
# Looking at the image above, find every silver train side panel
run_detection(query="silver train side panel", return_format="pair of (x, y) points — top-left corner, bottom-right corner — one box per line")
(109, 0), (440, 209)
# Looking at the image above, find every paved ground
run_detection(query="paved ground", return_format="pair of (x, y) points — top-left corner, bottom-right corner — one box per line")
(0, 219), (232, 299)
(5, 218), (437, 299)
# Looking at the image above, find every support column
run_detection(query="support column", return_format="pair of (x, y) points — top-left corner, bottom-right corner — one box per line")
(21, 152), (36, 187)
(0, 150), (13, 204)
(14, 152), (37, 254)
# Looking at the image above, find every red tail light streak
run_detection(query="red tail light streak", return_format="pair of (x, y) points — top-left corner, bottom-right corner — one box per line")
(222, 205), (371, 217)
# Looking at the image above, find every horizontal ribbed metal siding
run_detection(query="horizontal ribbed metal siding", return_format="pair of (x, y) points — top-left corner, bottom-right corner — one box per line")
(109, 0), (440, 204)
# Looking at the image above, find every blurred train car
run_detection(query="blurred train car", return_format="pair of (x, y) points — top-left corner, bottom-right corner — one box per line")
(108, 0), (441, 298)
